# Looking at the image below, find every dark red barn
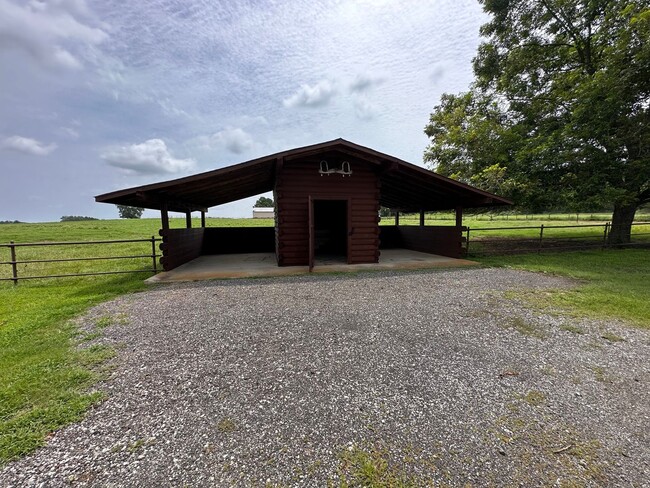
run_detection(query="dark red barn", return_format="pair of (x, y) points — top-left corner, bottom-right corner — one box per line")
(96, 139), (511, 271)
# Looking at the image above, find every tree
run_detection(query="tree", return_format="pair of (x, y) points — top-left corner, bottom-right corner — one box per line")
(425, 0), (650, 243)
(60, 216), (98, 221)
(116, 205), (145, 219)
(254, 196), (274, 208)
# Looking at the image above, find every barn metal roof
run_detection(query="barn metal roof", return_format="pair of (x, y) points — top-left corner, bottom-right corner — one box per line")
(95, 138), (512, 213)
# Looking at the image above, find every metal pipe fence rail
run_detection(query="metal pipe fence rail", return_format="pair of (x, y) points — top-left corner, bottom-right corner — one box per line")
(385, 213), (650, 223)
(0, 237), (161, 284)
(465, 222), (650, 256)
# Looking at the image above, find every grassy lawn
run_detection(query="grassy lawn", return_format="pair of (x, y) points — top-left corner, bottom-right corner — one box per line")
(0, 218), (271, 281)
(0, 221), (172, 464)
(0, 218), (648, 466)
(0, 275), (147, 464)
(383, 210), (650, 225)
(478, 249), (650, 329)
(384, 214), (650, 240)
(0, 217), (270, 244)
(0, 218), (269, 464)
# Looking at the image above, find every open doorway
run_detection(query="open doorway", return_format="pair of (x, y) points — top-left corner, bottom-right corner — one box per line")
(312, 199), (348, 264)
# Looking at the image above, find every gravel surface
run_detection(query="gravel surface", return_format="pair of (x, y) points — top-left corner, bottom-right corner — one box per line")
(1, 268), (649, 487)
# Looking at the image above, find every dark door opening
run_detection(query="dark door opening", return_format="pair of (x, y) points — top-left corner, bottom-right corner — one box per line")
(313, 200), (348, 264)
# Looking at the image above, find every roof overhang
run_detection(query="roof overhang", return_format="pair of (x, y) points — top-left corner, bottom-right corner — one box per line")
(95, 138), (512, 212)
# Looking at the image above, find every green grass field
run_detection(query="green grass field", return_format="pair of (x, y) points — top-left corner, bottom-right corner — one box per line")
(384, 213), (650, 239)
(384, 210), (650, 224)
(478, 250), (650, 328)
(0, 217), (272, 243)
(0, 218), (271, 281)
(0, 217), (648, 465)
(0, 275), (145, 463)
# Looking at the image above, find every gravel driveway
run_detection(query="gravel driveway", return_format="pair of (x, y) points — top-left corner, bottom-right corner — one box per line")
(1, 268), (649, 487)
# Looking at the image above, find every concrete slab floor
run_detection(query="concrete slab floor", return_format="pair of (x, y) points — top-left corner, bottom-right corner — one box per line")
(146, 249), (479, 283)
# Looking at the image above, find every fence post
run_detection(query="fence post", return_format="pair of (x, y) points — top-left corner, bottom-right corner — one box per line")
(9, 241), (18, 285)
(603, 222), (610, 249)
(151, 236), (157, 273)
(465, 227), (471, 256)
(538, 224), (544, 253)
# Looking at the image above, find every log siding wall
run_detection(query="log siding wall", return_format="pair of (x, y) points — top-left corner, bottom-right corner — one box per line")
(275, 159), (380, 266)
(202, 227), (275, 254)
(159, 228), (205, 270)
(158, 160), (465, 271)
(379, 225), (465, 258)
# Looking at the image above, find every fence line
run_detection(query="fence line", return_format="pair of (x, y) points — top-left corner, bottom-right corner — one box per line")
(0, 236), (160, 284)
(2, 223), (648, 282)
(465, 222), (650, 256)
(385, 212), (650, 222)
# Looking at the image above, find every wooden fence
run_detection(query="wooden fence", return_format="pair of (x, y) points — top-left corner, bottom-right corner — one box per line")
(465, 222), (650, 256)
(0, 237), (160, 284)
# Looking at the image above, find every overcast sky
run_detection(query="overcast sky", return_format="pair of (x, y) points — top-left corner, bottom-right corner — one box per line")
(0, 0), (487, 222)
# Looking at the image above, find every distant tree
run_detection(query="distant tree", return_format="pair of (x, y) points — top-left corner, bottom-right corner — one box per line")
(254, 196), (274, 208)
(60, 216), (99, 222)
(116, 205), (145, 219)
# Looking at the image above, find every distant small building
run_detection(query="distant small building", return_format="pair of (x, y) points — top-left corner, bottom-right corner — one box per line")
(253, 207), (274, 219)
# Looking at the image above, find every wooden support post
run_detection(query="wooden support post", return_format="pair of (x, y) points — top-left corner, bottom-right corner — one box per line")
(455, 206), (463, 228)
(419, 210), (425, 226)
(276, 156), (284, 177)
(186, 211), (192, 228)
(395, 211), (400, 226)
(538, 224), (545, 253)
(201, 211), (206, 228)
(160, 203), (170, 232)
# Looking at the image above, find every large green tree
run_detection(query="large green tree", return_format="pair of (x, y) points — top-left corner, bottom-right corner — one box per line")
(425, 0), (649, 243)
(253, 196), (274, 208)
(116, 205), (145, 219)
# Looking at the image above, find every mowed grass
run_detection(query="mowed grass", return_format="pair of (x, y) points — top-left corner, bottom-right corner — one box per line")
(0, 217), (648, 465)
(383, 210), (650, 224)
(0, 217), (267, 464)
(0, 217), (271, 243)
(384, 214), (650, 240)
(0, 276), (145, 463)
(478, 249), (650, 328)
(0, 218), (270, 281)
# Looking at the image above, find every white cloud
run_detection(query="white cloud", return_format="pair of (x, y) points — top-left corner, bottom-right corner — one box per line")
(101, 139), (195, 175)
(430, 65), (446, 84)
(349, 73), (385, 93)
(353, 97), (379, 121)
(2, 135), (57, 155)
(209, 128), (254, 154)
(233, 115), (268, 127)
(0, 0), (107, 70)
(1, 0), (491, 221)
(29, 0), (92, 18)
(59, 126), (80, 139)
(283, 80), (337, 108)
